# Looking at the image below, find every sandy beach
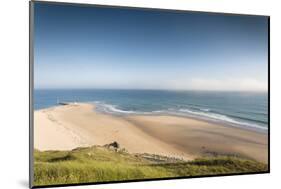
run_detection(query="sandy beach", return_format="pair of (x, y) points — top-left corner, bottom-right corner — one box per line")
(34, 103), (268, 163)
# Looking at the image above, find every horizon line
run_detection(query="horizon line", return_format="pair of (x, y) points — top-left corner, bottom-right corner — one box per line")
(34, 88), (268, 92)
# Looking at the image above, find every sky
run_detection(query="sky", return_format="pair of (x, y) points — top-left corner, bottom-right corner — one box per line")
(34, 2), (268, 91)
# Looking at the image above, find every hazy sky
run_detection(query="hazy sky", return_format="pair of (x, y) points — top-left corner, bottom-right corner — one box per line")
(34, 3), (268, 91)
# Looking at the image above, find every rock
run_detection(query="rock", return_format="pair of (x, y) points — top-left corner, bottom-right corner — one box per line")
(110, 141), (120, 148)
(104, 141), (120, 149)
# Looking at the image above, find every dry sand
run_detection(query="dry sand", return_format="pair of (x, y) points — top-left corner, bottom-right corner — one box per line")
(34, 103), (268, 163)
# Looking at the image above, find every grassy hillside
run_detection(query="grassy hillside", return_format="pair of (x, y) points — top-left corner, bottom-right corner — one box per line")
(34, 145), (268, 186)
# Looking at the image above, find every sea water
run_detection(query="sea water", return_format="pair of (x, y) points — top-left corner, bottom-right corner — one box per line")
(34, 89), (268, 131)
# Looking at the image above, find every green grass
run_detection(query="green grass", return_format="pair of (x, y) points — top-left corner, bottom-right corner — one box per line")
(33, 146), (268, 186)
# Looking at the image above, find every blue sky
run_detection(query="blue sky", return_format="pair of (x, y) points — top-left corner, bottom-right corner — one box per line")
(34, 3), (268, 91)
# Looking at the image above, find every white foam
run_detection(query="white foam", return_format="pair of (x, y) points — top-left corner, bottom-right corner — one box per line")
(95, 103), (138, 114)
(92, 102), (267, 131)
(178, 108), (267, 130)
(200, 108), (210, 112)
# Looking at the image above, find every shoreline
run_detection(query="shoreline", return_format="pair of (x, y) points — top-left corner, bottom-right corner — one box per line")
(36, 103), (268, 134)
(34, 103), (268, 163)
(103, 110), (268, 134)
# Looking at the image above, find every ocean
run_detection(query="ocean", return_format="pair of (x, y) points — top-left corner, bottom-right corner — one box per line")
(34, 89), (268, 131)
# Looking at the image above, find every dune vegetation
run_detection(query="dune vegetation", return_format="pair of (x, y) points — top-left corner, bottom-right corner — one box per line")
(33, 144), (268, 186)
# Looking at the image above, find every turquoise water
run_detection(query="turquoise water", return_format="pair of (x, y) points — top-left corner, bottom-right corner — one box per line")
(34, 89), (268, 131)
